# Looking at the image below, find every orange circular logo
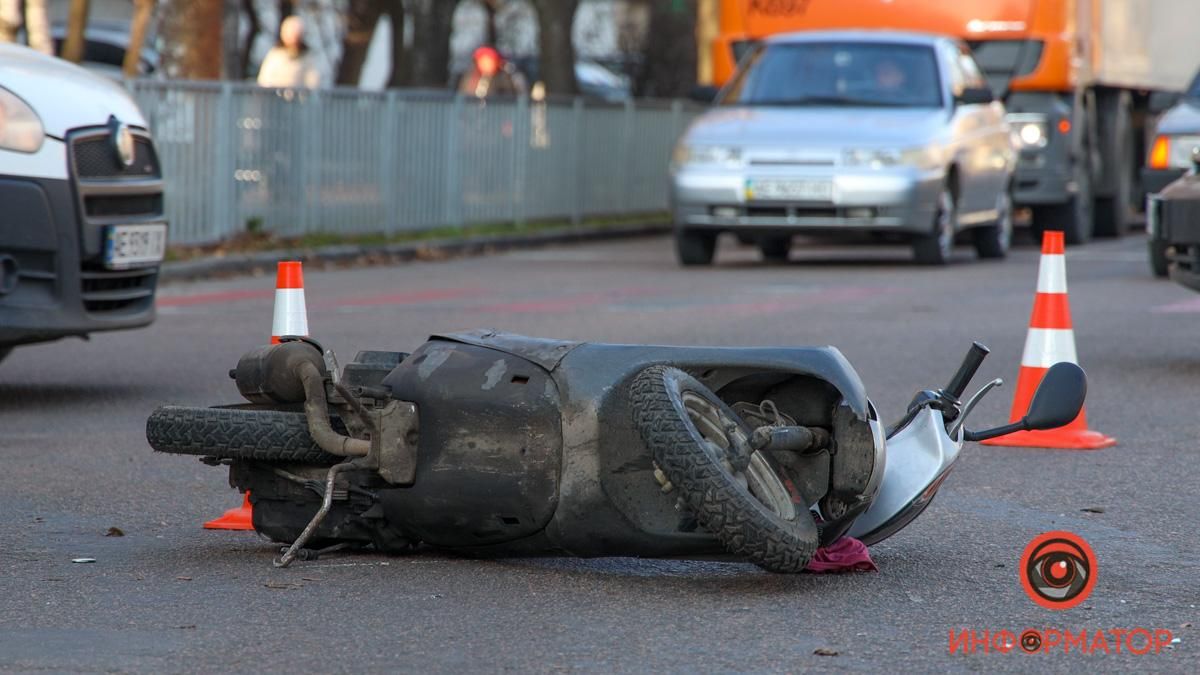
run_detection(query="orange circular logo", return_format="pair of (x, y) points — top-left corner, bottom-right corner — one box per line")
(1020, 531), (1097, 610)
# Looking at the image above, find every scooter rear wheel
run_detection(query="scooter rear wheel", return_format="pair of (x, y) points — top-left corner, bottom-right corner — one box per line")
(630, 366), (819, 573)
(146, 405), (342, 464)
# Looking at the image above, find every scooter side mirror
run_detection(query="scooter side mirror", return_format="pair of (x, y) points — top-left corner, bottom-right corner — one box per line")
(1023, 362), (1087, 430)
(963, 362), (1087, 441)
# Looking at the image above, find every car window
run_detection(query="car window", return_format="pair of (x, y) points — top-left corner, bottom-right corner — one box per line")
(1187, 71), (1200, 100)
(721, 42), (943, 108)
(940, 42), (966, 97)
(957, 46), (988, 90)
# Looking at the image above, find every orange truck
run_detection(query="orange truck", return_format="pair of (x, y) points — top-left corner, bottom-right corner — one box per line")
(708, 0), (1200, 244)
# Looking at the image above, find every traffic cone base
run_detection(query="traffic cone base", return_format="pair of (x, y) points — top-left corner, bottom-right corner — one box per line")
(203, 493), (255, 530)
(982, 231), (1115, 450)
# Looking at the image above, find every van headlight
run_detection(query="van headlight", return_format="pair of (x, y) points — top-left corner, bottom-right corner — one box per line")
(0, 87), (44, 153)
(1007, 114), (1048, 149)
(673, 144), (743, 167)
(843, 147), (935, 169)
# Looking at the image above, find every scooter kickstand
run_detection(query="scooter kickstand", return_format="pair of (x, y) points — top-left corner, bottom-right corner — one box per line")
(274, 462), (352, 568)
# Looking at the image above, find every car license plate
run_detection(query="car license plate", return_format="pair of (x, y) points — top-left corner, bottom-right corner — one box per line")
(746, 178), (832, 202)
(104, 224), (167, 269)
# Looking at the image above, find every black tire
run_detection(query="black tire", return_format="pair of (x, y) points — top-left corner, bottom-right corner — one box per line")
(973, 187), (1013, 259)
(912, 186), (957, 265)
(629, 365), (819, 573)
(146, 405), (341, 464)
(0, 346), (10, 365)
(676, 229), (717, 266)
(758, 236), (791, 262)
(1149, 239), (1170, 278)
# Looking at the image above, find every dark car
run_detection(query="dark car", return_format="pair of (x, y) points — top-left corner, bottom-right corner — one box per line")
(1147, 149), (1200, 290)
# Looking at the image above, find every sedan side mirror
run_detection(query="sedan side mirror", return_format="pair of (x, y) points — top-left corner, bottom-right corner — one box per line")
(689, 85), (720, 104)
(956, 86), (995, 106)
(964, 362), (1087, 441)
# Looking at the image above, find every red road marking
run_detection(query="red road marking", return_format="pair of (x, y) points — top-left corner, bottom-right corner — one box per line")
(317, 287), (481, 308)
(475, 287), (658, 313)
(156, 289), (274, 307)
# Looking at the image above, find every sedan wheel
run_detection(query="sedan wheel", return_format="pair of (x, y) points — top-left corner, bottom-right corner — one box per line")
(913, 187), (957, 265)
(974, 189), (1012, 259)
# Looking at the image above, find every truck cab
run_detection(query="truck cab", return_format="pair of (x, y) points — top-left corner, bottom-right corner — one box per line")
(0, 43), (166, 364)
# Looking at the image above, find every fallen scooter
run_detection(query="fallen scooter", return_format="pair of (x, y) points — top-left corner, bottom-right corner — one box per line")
(146, 330), (1086, 571)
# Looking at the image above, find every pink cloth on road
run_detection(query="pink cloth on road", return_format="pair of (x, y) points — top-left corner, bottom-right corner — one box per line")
(804, 536), (877, 573)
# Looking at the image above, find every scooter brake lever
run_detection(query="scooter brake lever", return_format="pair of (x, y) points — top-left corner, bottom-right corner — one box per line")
(948, 378), (1003, 437)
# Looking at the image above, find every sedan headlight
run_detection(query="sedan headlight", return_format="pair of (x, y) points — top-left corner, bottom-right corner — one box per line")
(1007, 114), (1048, 149)
(0, 86), (44, 153)
(673, 144), (743, 167)
(843, 147), (936, 169)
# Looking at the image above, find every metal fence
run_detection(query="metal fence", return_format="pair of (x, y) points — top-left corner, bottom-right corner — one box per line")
(128, 80), (700, 246)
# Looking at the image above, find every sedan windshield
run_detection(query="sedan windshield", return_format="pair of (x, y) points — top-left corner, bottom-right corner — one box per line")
(723, 42), (943, 108)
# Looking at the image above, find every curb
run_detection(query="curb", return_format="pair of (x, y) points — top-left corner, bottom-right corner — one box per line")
(159, 222), (671, 284)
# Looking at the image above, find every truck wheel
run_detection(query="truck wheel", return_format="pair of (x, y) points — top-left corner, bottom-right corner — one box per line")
(758, 236), (791, 262)
(1032, 163), (1093, 246)
(912, 187), (957, 265)
(974, 189), (1013, 259)
(1149, 239), (1170, 278)
(146, 406), (342, 464)
(1094, 92), (1133, 238)
(630, 366), (819, 573)
(675, 229), (717, 266)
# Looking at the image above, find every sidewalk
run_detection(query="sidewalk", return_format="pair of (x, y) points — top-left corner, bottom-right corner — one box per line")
(159, 221), (671, 283)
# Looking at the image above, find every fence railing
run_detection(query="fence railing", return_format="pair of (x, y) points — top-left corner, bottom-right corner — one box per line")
(128, 80), (700, 246)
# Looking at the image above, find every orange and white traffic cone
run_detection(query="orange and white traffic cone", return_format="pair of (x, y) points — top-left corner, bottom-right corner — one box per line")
(204, 261), (310, 530)
(982, 231), (1116, 450)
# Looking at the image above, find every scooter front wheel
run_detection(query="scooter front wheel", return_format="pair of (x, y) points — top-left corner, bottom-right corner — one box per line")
(630, 366), (819, 573)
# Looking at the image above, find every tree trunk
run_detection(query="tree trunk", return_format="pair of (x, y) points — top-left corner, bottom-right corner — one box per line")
(636, 0), (697, 98)
(160, 0), (223, 79)
(482, 0), (499, 46)
(404, 0), (458, 88)
(336, 0), (384, 86)
(381, 0), (409, 87)
(123, 0), (155, 77)
(530, 0), (578, 95)
(221, 0), (241, 79)
(62, 0), (91, 64)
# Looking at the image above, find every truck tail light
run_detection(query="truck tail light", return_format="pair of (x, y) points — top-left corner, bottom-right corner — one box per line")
(1149, 136), (1170, 169)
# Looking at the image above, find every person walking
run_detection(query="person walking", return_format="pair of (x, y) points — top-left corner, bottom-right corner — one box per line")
(257, 15), (322, 88)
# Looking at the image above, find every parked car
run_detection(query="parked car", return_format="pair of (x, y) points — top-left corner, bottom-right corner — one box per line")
(1147, 149), (1200, 289)
(1144, 70), (1200, 276)
(670, 31), (1015, 266)
(0, 43), (166, 365)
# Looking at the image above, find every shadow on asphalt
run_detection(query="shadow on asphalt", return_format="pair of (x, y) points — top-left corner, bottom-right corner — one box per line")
(0, 382), (152, 413)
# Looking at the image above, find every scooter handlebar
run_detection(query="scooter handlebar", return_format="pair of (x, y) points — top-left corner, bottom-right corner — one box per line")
(944, 342), (989, 400)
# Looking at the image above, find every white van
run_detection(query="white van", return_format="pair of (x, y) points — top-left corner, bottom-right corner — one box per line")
(0, 43), (165, 363)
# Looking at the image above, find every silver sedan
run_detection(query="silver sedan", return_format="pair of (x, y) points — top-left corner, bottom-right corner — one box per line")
(670, 31), (1015, 265)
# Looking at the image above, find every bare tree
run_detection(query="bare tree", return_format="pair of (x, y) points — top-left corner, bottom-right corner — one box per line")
(635, 0), (697, 98)
(530, 0), (578, 95)
(159, 0), (223, 79)
(403, 0), (459, 88)
(336, 0), (385, 86)
(123, 0), (156, 77)
(62, 0), (91, 63)
(239, 0), (261, 77)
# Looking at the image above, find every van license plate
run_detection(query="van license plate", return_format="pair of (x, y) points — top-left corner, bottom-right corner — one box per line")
(104, 224), (167, 269)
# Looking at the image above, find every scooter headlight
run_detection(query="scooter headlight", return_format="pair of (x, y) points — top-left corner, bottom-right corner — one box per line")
(0, 86), (45, 154)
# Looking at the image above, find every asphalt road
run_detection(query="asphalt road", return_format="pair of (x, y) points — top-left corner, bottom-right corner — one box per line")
(2, 232), (1197, 673)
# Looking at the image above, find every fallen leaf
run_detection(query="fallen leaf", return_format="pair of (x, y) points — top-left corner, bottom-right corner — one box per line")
(106, 527), (125, 537)
(264, 581), (302, 590)
(176, 576), (192, 581)
(174, 625), (197, 630)
(1080, 507), (1106, 514)
(71, 558), (96, 564)
(813, 648), (839, 656)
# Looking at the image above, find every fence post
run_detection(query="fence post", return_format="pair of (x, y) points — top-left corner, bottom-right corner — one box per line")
(621, 99), (635, 213)
(382, 90), (400, 233)
(301, 90), (324, 236)
(443, 96), (463, 229)
(512, 95), (529, 227)
(213, 81), (236, 241)
(571, 97), (584, 226)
